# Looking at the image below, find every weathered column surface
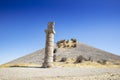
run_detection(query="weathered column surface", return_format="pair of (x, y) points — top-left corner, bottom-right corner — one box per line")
(42, 22), (55, 68)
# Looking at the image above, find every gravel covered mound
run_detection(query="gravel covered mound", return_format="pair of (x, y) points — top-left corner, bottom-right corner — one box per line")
(6, 42), (120, 65)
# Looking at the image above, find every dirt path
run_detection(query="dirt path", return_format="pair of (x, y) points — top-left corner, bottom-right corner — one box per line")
(0, 67), (120, 80)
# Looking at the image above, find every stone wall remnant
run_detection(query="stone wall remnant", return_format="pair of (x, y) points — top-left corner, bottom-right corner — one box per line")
(56, 38), (77, 48)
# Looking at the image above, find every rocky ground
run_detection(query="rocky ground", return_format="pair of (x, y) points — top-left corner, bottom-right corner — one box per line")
(0, 67), (120, 80)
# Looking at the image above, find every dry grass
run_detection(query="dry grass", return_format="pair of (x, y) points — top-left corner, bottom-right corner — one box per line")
(53, 61), (120, 68)
(0, 58), (120, 68)
(53, 58), (120, 68)
(0, 63), (41, 68)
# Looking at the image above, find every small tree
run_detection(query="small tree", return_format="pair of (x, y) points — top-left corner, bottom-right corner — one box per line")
(75, 55), (85, 63)
(97, 59), (107, 65)
(60, 57), (67, 62)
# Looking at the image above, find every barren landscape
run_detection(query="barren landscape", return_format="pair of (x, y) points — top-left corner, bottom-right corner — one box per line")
(0, 67), (120, 80)
(1, 0), (120, 80)
(0, 40), (120, 80)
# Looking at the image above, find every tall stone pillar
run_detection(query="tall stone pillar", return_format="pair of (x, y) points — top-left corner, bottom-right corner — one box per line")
(42, 22), (55, 68)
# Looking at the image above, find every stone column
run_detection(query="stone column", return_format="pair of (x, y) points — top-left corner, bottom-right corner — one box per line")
(42, 22), (55, 68)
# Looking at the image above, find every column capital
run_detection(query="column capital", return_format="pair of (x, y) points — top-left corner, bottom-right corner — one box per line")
(46, 22), (56, 34)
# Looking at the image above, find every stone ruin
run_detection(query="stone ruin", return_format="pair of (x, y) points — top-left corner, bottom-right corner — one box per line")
(42, 22), (77, 68)
(42, 22), (55, 68)
(56, 38), (77, 48)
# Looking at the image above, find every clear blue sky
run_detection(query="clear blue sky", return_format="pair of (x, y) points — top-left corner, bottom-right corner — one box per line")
(0, 0), (120, 64)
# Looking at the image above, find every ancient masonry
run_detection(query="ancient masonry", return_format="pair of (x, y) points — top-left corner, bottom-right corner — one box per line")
(56, 39), (77, 48)
(42, 22), (55, 68)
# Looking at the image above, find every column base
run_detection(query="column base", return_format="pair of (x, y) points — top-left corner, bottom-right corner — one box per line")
(42, 62), (53, 68)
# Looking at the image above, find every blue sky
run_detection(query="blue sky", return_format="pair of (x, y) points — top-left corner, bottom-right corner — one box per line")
(0, 0), (120, 64)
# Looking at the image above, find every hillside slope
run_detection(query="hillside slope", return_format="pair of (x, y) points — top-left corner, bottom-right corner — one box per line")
(6, 42), (120, 65)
